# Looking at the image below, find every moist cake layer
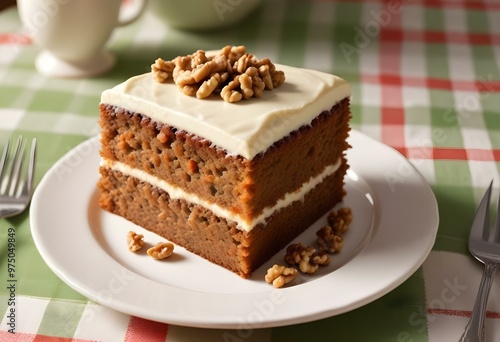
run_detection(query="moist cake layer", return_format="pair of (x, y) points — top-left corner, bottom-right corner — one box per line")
(100, 65), (351, 159)
(99, 98), (351, 223)
(100, 158), (342, 232)
(97, 157), (348, 278)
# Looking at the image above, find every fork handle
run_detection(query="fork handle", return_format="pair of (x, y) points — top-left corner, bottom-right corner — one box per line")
(460, 263), (499, 342)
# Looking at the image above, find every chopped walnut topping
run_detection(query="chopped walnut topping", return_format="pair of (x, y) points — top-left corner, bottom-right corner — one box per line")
(316, 226), (345, 253)
(147, 242), (175, 260)
(265, 264), (298, 288)
(151, 45), (285, 103)
(284, 243), (330, 274)
(327, 207), (353, 235)
(127, 231), (144, 252)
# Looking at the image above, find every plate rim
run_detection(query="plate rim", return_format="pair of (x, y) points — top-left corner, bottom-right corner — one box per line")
(30, 130), (439, 329)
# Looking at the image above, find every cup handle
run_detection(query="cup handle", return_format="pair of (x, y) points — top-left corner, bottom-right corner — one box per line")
(118, 0), (148, 26)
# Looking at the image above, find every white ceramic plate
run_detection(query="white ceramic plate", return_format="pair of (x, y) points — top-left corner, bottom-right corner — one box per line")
(30, 130), (438, 329)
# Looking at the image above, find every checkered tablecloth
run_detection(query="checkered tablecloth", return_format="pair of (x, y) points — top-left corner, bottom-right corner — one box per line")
(1, 0), (500, 341)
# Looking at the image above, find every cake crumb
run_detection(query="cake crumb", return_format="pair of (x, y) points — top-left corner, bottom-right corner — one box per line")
(265, 264), (298, 288)
(187, 159), (199, 173)
(284, 243), (329, 274)
(147, 242), (175, 260)
(127, 231), (144, 252)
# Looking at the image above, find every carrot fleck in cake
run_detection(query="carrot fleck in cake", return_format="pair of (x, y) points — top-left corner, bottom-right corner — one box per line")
(97, 46), (352, 278)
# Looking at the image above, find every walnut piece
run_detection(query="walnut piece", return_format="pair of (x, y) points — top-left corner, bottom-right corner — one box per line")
(221, 76), (243, 103)
(197, 73), (223, 99)
(265, 264), (298, 288)
(284, 243), (330, 274)
(147, 242), (175, 260)
(152, 58), (174, 83)
(127, 231), (144, 252)
(316, 226), (345, 253)
(327, 207), (353, 235)
(151, 45), (285, 103)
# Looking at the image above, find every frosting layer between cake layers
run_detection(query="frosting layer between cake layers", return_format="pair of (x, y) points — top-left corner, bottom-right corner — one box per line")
(101, 64), (351, 159)
(100, 158), (342, 232)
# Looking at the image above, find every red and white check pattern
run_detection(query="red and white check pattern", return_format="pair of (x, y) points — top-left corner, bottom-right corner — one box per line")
(2, 0), (500, 340)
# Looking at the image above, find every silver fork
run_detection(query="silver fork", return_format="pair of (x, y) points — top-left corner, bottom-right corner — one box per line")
(0, 136), (37, 219)
(460, 181), (500, 342)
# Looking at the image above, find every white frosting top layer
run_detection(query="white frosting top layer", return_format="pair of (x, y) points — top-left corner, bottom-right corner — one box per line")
(100, 64), (351, 159)
(101, 158), (342, 232)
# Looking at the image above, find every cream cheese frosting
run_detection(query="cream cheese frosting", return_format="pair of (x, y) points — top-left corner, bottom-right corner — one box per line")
(100, 64), (351, 159)
(100, 158), (342, 232)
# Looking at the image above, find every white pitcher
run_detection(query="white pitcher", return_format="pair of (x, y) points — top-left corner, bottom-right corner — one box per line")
(18, 0), (147, 78)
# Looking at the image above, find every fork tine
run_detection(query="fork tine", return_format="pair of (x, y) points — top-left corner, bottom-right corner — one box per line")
(26, 138), (37, 196)
(0, 138), (9, 189)
(493, 184), (500, 243)
(470, 180), (493, 244)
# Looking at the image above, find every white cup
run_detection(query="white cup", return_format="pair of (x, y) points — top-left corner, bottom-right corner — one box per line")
(17, 0), (147, 78)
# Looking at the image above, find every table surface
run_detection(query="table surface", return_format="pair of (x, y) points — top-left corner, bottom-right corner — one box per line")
(1, 0), (500, 341)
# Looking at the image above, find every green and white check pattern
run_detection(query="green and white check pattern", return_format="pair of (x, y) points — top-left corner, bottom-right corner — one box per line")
(1, 0), (500, 340)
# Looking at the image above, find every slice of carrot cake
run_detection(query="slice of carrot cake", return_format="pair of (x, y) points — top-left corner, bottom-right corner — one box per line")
(97, 46), (352, 278)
